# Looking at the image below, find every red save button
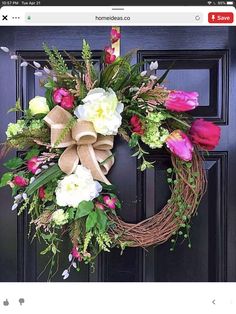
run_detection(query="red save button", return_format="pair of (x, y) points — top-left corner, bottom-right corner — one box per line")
(208, 12), (234, 24)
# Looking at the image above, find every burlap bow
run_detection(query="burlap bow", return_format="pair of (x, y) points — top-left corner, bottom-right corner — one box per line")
(44, 105), (114, 185)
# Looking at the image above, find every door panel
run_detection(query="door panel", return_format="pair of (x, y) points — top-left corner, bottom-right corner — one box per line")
(0, 26), (235, 282)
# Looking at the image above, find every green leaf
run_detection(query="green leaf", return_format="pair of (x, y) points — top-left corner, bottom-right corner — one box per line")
(129, 133), (139, 148)
(76, 201), (94, 219)
(4, 157), (24, 170)
(25, 164), (63, 196)
(44, 79), (56, 89)
(52, 245), (57, 255)
(40, 246), (51, 255)
(96, 209), (108, 233)
(86, 211), (97, 232)
(100, 182), (116, 192)
(7, 98), (22, 113)
(0, 172), (13, 187)
(186, 162), (192, 169)
(68, 207), (76, 220)
(24, 148), (40, 160)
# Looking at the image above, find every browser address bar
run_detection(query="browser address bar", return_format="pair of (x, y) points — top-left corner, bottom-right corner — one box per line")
(25, 12), (203, 25)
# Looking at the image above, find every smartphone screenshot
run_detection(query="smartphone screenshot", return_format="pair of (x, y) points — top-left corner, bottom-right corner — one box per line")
(0, 1), (235, 313)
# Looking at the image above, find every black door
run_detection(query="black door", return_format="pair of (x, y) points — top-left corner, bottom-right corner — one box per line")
(0, 26), (235, 282)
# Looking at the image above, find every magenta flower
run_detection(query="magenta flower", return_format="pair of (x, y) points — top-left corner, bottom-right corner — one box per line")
(27, 156), (40, 174)
(104, 47), (116, 64)
(38, 186), (46, 199)
(103, 196), (117, 209)
(71, 247), (82, 261)
(165, 91), (199, 112)
(190, 119), (221, 150)
(53, 88), (74, 110)
(166, 130), (193, 161)
(111, 28), (121, 44)
(13, 176), (28, 187)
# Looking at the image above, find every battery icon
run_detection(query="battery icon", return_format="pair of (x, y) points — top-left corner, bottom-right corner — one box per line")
(227, 1), (234, 4)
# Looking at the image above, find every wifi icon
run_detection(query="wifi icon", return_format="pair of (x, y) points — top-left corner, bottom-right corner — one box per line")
(208, 1), (212, 4)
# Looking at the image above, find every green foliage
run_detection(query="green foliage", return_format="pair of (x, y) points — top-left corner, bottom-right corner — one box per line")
(86, 211), (97, 232)
(0, 172), (13, 187)
(83, 231), (92, 253)
(129, 134), (155, 171)
(7, 98), (22, 113)
(24, 148), (40, 160)
(96, 208), (108, 233)
(25, 164), (63, 196)
(100, 53), (133, 90)
(96, 233), (112, 252)
(6, 125), (49, 150)
(82, 39), (92, 61)
(43, 43), (68, 75)
(3, 157), (24, 170)
(75, 201), (94, 219)
(100, 182), (116, 192)
(45, 86), (56, 110)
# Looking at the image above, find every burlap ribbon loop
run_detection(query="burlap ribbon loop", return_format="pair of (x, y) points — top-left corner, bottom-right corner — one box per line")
(44, 105), (114, 185)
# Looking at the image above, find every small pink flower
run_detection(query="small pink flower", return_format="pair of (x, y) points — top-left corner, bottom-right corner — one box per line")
(13, 176), (28, 187)
(103, 196), (117, 209)
(53, 88), (74, 110)
(104, 47), (116, 64)
(27, 156), (40, 174)
(111, 28), (121, 44)
(166, 130), (193, 161)
(165, 91), (199, 112)
(72, 247), (82, 261)
(95, 202), (105, 210)
(38, 186), (46, 199)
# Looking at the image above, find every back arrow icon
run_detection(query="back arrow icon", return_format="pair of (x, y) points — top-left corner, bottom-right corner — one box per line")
(212, 299), (216, 305)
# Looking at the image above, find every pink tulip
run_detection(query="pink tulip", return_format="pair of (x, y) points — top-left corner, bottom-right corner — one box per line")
(111, 28), (121, 44)
(104, 47), (116, 64)
(190, 119), (221, 150)
(72, 247), (82, 261)
(166, 130), (193, 161)
(165, 91), (199, 112)
(53, 88), (74, 110)
(27, 156), (40, 174)
(103, 196), (117, 209)
(13, 176), (28, 187)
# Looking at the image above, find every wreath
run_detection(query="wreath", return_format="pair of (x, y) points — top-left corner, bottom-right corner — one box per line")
(0, 28), (220, 280)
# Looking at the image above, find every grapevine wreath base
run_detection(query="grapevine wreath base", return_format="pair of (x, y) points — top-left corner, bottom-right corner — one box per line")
(109, 151), (206, 247)
(0, 27), (220, 280)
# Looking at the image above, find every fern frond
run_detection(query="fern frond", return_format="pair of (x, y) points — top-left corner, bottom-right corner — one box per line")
(43, 43), (68, 75)
(82, 39), (92, 62)
(53, 117), (77, 148)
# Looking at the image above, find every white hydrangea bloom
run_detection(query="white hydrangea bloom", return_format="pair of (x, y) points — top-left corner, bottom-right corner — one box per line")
(51, 209), (69, 226)
(74, 88), (124, 136)
(55, 165), (102, 208)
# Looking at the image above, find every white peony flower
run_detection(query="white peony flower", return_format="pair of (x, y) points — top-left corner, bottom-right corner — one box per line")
(74, 88), (124, 136)
(29, 96), (49, 116)
(55, 165), (102, 208)
(51, 209), (69, 226)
